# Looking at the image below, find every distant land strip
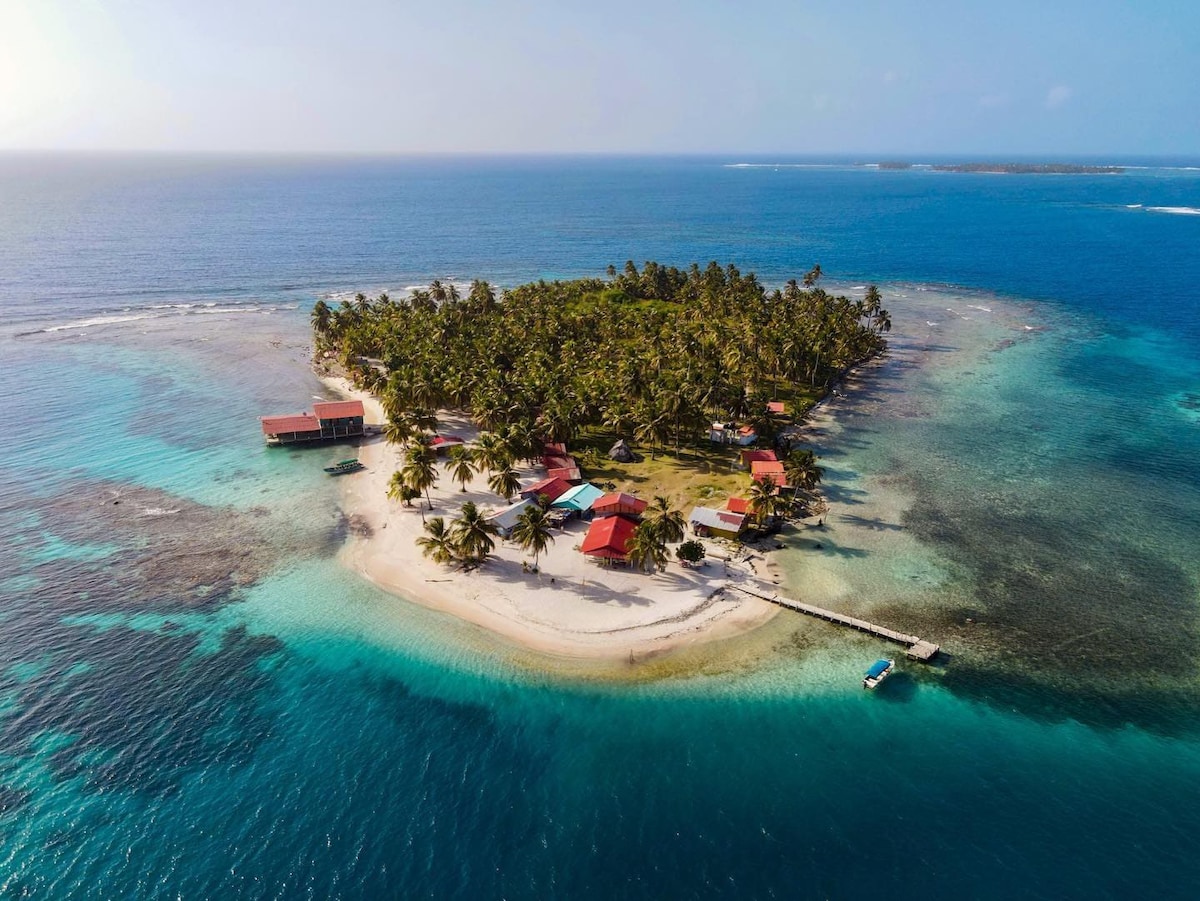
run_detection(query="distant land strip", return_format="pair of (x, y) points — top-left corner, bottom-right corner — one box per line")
(872, 161), (1125, 174)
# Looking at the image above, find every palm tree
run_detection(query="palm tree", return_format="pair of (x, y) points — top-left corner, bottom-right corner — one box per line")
(511, 506), (555, 570)
(416, 517), (458, 566)
(643, 495), (685, 544)
(472, 432), (509, 474)
(387, 471), (414, 507)
(384, 415), (414, 447)
(748, 476), (786, 528)
(488, 464), (522, 502)
(446, 445), (477, 492)
(626, 522), (668, 574)
(311, 300), (332, 343)
(785, 449), (823, 491)
(451, 501), (498, 565)
(401, 445), (438, 516)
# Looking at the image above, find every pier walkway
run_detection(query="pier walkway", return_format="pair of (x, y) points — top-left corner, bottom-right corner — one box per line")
(726, 583), (941, 662)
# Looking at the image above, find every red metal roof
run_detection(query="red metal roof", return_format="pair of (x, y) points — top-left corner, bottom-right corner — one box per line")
(726, 497), (751, 514)
(261, 414), (321, 434)
(750, 460), (786, 475)
(312, 400), (364, 420)
(430, 435), (464, 447)
(592, 492), (648, 514)
(547, 466), (582, 482)
(580, 515), (637, 558)
(766, 401), (786, 414)
(521, 477), (572, 502)
(544, 442), (568, 455)
(741, 449), (778, 465)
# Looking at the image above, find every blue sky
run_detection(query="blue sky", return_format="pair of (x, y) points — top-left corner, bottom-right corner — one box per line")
(2, 0), (1196, 155)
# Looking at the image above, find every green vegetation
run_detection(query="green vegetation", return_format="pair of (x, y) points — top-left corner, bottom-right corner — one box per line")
(329, 263), (871, 528)
(313, 262), (889, 458)
(511, 506), (555, 569)
(675, 539), (706, 565)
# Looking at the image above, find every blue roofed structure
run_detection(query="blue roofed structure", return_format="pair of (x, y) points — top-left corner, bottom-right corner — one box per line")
(551, 482), (605, 514)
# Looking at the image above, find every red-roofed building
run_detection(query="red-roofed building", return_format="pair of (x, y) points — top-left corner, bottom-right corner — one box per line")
(547, 465), (582, 483)
(261, 414), (321, 443)
(312, 400), (365, 421)
(580, 515), (638, 561)
(520, 477), (573, 504)
(751, 460), (789, 487)
(765, 401), (786, 415)
(592, 492), (648, 519)
(725, 497), (751, 515)
(261, 397), (366, 445)
(741, 449), (778, 468)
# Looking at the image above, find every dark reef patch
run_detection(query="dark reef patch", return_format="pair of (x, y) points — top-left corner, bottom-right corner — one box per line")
(0, 480), (291, 795)
(879, 487), (1200, 732)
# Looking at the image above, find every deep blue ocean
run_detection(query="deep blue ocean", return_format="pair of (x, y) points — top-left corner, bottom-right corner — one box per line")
(2, 154), (1200, 898)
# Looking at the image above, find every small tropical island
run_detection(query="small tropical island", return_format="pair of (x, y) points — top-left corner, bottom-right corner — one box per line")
(305, 262), (892, 660)
(931, 162), (1125, 174)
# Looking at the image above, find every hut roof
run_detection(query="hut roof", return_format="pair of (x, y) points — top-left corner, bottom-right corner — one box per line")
(312, 400), (364, 420)
(592, 492), (648, 515)
(552, 482), (606, 512)
(521, 477), (572, 503)
(261, 414), (320, 434)
(741, 449), (778, 465)
(689, 506), (746, 532)
(580, 515), (637, 558)
(488, 498), (536, 532)
(725, 497), (751, 515)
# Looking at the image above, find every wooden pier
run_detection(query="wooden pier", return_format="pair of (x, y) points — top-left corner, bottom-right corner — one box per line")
(726, 583), (941, 662)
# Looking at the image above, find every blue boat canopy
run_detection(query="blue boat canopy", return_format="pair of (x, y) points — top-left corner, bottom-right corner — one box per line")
(866, 660), (891, 678)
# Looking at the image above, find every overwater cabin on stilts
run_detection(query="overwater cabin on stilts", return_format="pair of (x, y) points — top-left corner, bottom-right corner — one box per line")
(261, 400), (365, 445)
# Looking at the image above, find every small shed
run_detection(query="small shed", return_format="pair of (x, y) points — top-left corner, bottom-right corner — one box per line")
(725, 497), (751, 515)
(735, 426), (758, 446)
(429, 435), (465, 455)
(489, 498), (536, 538)
(609, 439), (635, 463)
(765, 401), (786, 415)
(592, 492), (648, 519)
(689, 506), (746, 540)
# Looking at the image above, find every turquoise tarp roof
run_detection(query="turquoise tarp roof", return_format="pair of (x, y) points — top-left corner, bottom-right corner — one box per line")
(552, 482), (605, 512)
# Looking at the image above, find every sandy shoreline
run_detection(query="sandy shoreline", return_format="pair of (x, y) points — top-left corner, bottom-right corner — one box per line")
(321, 377), (782, 661)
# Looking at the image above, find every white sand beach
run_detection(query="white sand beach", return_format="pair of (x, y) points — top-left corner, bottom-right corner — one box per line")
(322, 377), (780, 660)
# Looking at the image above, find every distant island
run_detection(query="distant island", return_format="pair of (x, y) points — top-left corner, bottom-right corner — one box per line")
(308, 263), (891, 660)
(866, 162), (1124, 174)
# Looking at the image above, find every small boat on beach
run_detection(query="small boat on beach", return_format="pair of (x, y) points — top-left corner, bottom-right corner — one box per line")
(324, 459), (365, 475)
(863, 658), (895, 690)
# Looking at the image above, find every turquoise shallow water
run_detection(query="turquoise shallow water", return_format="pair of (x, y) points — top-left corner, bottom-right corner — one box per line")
(2, 156), (1200, 897)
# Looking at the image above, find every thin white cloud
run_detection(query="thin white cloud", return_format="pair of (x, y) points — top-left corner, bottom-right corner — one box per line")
(1045, 84), (1073, 109)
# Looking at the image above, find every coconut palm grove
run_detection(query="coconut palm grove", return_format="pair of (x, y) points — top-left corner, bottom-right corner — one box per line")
(311, 261), (890, 448)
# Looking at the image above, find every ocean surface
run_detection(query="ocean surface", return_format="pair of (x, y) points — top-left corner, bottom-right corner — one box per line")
(2, 153), (1200, 898)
